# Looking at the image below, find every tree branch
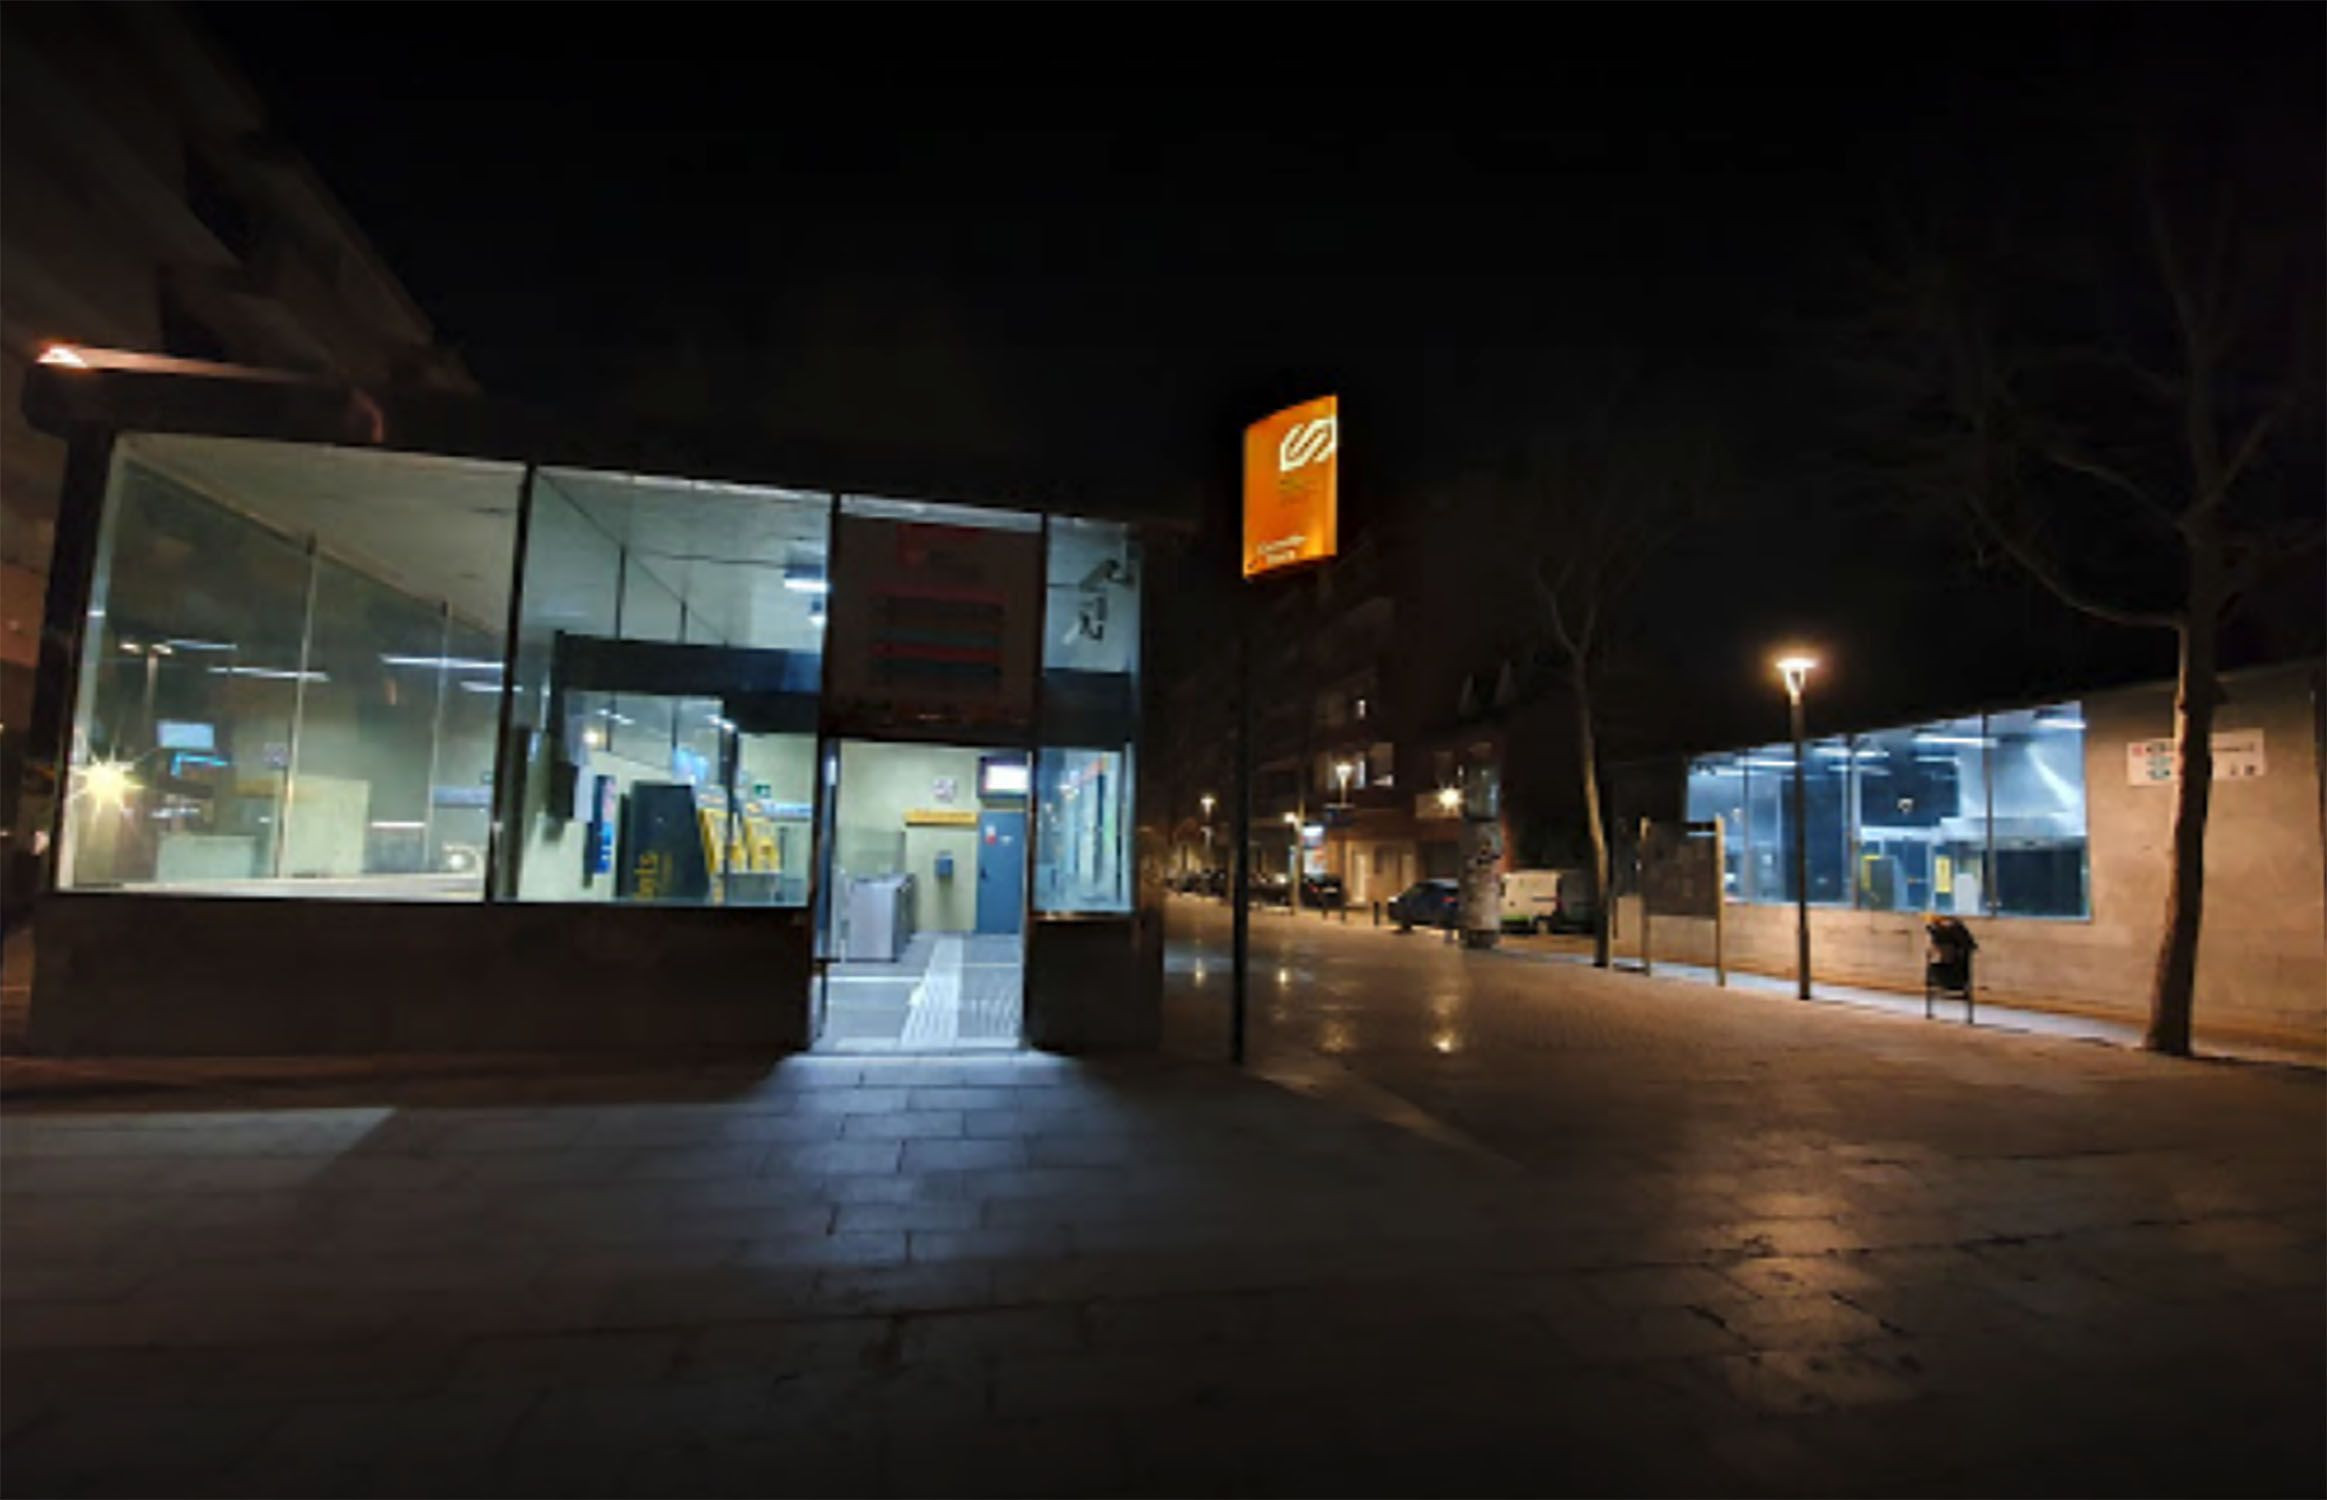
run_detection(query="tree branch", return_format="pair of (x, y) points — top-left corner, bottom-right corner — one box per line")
(1962, 493), (2183, 631)
(2036, 440), (2181, 530)
(2205, 394), (2290, 512)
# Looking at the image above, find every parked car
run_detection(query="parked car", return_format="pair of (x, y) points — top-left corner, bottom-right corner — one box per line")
(1301, 873), (1346, 909)
(1387, 878), (1460, 931)
(1253, 872), (1293, 906)
(1500, 868), (1599, 934)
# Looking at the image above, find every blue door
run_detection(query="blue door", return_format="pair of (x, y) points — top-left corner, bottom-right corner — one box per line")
(976, 810), (1025, 935)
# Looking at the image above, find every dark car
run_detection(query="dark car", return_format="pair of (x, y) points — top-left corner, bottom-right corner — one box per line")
(1301, 873), (1346, 909)
(1387, 878), (1460, 930)
(1252, 871), (1293, 905)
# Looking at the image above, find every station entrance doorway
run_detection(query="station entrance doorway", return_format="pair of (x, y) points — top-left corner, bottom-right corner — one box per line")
(809, 739), (1029, 1051)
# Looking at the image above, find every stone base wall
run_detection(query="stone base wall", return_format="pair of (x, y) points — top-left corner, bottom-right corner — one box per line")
(29, 895), (813, 1056)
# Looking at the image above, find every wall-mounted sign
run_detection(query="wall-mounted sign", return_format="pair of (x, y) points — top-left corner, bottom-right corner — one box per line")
(2126, 728), (2266, 786)
(1243, 395), (1339, 579)
(827, 517), (1040, 734)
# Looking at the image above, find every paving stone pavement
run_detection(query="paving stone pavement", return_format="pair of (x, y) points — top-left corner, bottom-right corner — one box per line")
(0, 903), (2318, 1497)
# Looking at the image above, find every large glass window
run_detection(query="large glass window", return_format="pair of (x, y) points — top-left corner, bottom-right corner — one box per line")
(1988, 704), (2088, 917)
(506, 470), (827, 906)
(1683, 751), (1748, 900)
(1853, 715), (1989, 916)
(60, 435), (520, 898)
(1035, 746), (1133, 913)
(1686, 701), (2082, 919)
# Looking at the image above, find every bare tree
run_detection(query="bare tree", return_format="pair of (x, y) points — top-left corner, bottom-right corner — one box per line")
(1844, 162), (2322, 1055)
(1473, 376), (1727, 968)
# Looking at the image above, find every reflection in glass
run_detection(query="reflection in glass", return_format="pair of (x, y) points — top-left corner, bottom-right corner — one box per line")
(508, 470), (828, 905)
(1036, 746), (1132, 913)
(61, 435), (519, 898)
(1988, 704), (2088, 917)
(1683, 752), (1747, 899)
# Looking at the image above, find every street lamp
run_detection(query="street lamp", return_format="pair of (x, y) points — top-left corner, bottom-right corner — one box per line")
(1775, 653), (1818, 1000)
(1199, 793), (1216, 875)
(1334, 760), (1355, 807)
(1283, 809), (1301, 912)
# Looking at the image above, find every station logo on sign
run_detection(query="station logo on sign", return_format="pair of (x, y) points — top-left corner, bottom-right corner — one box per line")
(1243, 396), (1340, 579)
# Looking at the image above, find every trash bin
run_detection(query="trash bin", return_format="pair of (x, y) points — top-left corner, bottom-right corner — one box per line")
(1924, 916), (1977, 1022)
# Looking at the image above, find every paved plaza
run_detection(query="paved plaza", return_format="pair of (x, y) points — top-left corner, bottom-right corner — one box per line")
(0, 901), (2320, 1497)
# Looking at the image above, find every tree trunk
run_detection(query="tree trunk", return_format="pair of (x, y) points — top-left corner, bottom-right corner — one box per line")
(2145, 549), (2221, 1057)
(1569, 656), (1614, 969)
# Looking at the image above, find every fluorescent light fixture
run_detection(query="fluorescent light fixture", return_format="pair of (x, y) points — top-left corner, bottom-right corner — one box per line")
(2035, 718), (2087, 732)
(162, 639), (239, 652)
(1912, 733), (1990, 748)
(38, 343), (89, 369)
(782, 565), (830, 595)
(207, 666), (328, 682)
(366, 820), (426, 831)
(457, 681), (502, 693)
(380, 655), (504, 672)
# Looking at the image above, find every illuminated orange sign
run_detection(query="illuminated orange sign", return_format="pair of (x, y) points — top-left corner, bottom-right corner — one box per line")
(1243, 395), (1339, 578)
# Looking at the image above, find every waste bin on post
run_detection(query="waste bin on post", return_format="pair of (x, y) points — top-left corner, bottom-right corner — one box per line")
(1924, 916), (1977, 1023)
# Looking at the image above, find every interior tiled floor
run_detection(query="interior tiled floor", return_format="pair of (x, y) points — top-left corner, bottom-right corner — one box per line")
(818, 932), (1021, 1052)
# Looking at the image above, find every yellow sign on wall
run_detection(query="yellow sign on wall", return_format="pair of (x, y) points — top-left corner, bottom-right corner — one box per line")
(1243, 395), (1339, 579)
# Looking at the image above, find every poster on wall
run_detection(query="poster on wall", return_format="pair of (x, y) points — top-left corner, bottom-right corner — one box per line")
(827, 516), (1040, 735)
(2125, 728), (2267, 785)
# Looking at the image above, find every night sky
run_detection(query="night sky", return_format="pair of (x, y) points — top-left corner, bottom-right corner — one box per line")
(196, 5), (2321, 752)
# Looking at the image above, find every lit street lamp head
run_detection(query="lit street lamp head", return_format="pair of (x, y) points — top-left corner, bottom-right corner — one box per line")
(1775, 653), (1818, 703)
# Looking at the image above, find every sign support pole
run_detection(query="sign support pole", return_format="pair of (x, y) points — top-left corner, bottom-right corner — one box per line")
(1230, 580), (1252, 1067)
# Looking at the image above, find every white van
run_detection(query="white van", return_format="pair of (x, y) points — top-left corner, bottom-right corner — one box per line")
(1499, 868), (1598, 934)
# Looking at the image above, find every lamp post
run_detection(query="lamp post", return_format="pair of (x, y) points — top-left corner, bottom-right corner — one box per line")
(1199, 793), (1216, 878)
(1332, 761), (1355, 896)
(1776, 654), (1818, 1000)
(1283, 810), (1301, 912)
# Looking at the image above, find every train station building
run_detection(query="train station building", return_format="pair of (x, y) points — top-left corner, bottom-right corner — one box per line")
(19, 351), (1170, 1056)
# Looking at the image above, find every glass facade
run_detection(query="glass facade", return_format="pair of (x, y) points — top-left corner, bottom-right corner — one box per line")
(1035, 519), (1139, 913)
(61, 435), (520, 897)
(505, 471), (827, 906)
(1684, 704), (2087, 919)
(56, 436), (1143, 923)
